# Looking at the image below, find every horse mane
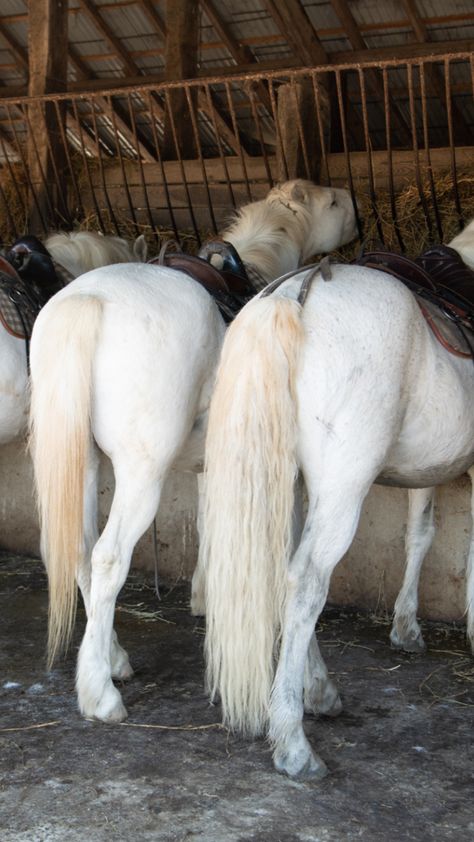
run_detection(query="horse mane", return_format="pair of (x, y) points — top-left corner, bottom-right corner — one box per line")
(222, 186), (316, 281)
(449, 217), (474, 270)
(45, 231), (136, 277)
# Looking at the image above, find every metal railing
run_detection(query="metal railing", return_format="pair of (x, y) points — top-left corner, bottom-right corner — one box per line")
(0, 52), (472, 253)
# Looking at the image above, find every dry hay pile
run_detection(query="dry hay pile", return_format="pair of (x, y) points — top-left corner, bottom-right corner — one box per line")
(1, 165), (473, 261)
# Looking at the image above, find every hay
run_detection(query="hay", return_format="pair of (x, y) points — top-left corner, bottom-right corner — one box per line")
(1, 163), (473, 259)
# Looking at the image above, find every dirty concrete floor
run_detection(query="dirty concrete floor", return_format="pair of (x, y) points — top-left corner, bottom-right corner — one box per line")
(1, 552), (473, 842)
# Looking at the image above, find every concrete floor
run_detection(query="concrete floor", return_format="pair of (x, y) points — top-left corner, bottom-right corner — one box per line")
(1, 552), (474, 842)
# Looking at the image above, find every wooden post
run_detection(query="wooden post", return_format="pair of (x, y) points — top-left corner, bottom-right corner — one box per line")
(276, 79), (330, 182)
(163, 0), (199, 159)
(27, 0), (69, 233)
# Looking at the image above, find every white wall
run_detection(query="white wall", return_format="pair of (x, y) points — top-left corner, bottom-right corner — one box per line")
(0, 441), (469, 623)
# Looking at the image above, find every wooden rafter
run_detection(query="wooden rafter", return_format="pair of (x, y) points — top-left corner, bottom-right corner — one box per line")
(76, 0), (139, 77)
(0, 20), (28, 75)
(329, 0), (413, 145)
(200, 0), (273, 115)
(68, 44), (159, 162)
(137, 0), (167, 40)
(400, 0), (472, 145)
(263, 0), (327, 66)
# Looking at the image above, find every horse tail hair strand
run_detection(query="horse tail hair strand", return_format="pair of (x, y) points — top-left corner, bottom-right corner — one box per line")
(29, 295), (103, 668)
(202, 295), (305, 736)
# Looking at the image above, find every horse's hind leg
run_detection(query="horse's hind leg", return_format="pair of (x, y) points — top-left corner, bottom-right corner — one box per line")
(304, 634), (342, 718)
(74, 449), (133, 681)
(190, 473), (206, 616)
(270, 478), (369, 780)
(76, 459), (163, 721)
(390, 487), (435, 653)
(465, 467), (474, 654)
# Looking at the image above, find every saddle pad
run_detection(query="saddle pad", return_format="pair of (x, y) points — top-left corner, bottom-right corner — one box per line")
(0, 271), (41, 340)
(416, 294), (474, 359)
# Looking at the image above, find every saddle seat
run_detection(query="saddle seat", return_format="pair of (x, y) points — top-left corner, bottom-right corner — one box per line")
(148, 239), (258, 322)
(355, 244), (474, 358)
(0, 235), (66, 340)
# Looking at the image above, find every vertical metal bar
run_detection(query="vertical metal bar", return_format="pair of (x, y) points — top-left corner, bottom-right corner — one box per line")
(224, 80), (251, 202)
(311, 71), (331, 186)
(55, 99), (84, 222)
(72, 98), (105, 231)
(202, 82), (236, 218)
(444, 58), (463, 228)
(90, 100), (120, 236)
(127, 92), (156, 237)
(0, 129), (27, 233)
(107, 95), (138, 233)
(290, 76), (311, 180)
(0, 141), (18, 239)
(164, 88), (200, 244)
(187, 85), (218, 235)
(22, 101), (56, 225)
(267, 78), (286, 183)
(419, 62), (443, 242)
(6, 104), (47, 233)
(335, 70), (363, 241)
(382, 67), (404, 251)
(358, 67), (384, 244)
(407, 63), (433, 243)
(35, 99), (71, 227)
(146, 90), (178, 245)
(248, 80), (273, 187)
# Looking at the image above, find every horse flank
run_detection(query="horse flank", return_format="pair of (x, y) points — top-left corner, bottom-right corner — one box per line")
(29, 295), (103, 666)
(203, 295), (305, 734)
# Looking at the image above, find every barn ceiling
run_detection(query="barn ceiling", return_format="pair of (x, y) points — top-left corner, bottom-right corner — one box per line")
(0, 1), (473, 94)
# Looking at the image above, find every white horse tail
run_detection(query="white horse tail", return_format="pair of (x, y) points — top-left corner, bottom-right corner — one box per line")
(29, 295), (103, 668)
(203, 294), (305, 736)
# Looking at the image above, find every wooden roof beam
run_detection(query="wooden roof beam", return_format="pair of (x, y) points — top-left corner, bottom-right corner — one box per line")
(199, 0), (273, 121)
(0, 21), (28, 75)
(68, 44), (159, 162)
(137, 0), (167, 40)
(263, 0), (328, 66)
(330, 0), (413, 145)
(401, 0), (472, 145)
(76, 0), (140, 77)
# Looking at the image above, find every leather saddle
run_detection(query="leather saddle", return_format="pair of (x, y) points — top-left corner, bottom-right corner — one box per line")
(148, 239), (257, 322)
(355, 245), (474, 357)
(0, 235), (65, 340)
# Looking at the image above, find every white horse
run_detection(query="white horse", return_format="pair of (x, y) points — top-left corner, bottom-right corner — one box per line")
(0, 230), (146, 447)
(389, 221), (474, 653)
(201, 218), (474, 780)
(28, 180), (358, 723)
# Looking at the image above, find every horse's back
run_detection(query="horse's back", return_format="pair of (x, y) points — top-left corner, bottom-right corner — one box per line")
(277, 264), (474, 487)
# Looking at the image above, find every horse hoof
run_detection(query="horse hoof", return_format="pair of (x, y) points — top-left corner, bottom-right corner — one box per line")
(112, 662), (134, 681)
(274, 749), (328, 781)
(80, 685), (128, 723)
(190, 595), (206, 617)
(304, 678), (342, 718)
(390, 628), (426, 654)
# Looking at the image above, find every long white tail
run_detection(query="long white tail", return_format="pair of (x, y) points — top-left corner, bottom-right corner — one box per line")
(202, 295), (305, 735)
(29, 295), (103, 667)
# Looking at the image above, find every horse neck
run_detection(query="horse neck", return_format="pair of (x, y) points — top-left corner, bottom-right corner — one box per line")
(46, 235), (132, 279)
(222, 204), (307, 282)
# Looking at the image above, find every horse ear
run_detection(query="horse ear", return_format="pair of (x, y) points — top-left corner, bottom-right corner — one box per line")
(289, 182), (309, 205)
(133, 234), (147, 262)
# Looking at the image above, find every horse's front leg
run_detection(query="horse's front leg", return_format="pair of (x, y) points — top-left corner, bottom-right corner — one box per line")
(390, 487), (435, 653)
(270, 486), (365, 780)
(190, 473), (206, 616)
(465, 467), (474, 654)
(76, 461), (162, 721)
